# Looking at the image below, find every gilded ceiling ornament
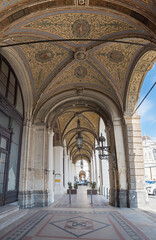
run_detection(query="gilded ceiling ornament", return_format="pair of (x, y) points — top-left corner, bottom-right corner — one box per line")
(21, 12), (137, 43)
(74, 66), (87, 78)
(108, 50), (124, 63)
(35, 50), (54, 62)
(78, 0), (85, 5)
(72, 19), (90, 38)
(11, 40), (70, 94)
(92, 38), (148, 94)
(74, 50), (87, 61)
(46, 61), (115, 96)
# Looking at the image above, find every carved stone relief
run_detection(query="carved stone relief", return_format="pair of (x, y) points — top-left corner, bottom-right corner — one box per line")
(126, 50), (156, 113)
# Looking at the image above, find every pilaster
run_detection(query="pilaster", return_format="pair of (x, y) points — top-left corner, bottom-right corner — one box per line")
(53, 146), (64, 194)
(19, 122), (53, 208)
(113, 118), (128, 207)
(124, 114), (148, 208)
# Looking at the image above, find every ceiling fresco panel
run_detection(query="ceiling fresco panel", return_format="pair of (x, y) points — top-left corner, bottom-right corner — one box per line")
(9, 40), (71, 96)
(82, 112), (99, 133)
(45, 61), (117, 98)
(59, 112), (75, 134)
(63, 115), (95, 136)
(91, 38), (149, 96)
(5, 11), (140, 46)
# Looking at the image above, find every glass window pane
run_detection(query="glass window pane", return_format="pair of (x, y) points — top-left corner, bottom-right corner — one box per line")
(7, 91), (14, 105)
(0, 184), (3, 193)
(16, 86), (23, 115)
(0, 110), (9, 129)
(1, 61), (9, 77)
(0, 80), (6, 96)
(11, 120), (21, 144)
(0, 138), (7, 149)
(9, 82), (15, 95)
(0, 152), (6, 173)
(0, 71), (8, 86)
(9, 72), (16, 87)
(7, 143), (18, 191)
(0, 152), (6, 193)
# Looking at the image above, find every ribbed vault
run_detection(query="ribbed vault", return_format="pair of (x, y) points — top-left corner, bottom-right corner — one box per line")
(0, 0), (156, 164)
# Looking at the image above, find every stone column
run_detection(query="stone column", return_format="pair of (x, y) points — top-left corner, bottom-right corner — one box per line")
(124, 115), (148, 208)
(19, 118), (35, 208)
(19, 122), (53, 208)
(99, 155), (103, 195)
(53, 146), (64, 194)
(33, 124), (53, 206)
(47, 128), (54, 203)
(68, 158), (72, 183)
(113, 118), (128, 207)
(90, 157), (93, 182)
(92, 153), (96, 182)
(64, 154), (70, 189)
(95, 148), (100, 192)
(72, 163), (75, 184)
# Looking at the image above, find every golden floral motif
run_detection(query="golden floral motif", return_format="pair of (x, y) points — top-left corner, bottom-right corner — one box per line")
(47, 61), (115, 94)
(15, 41), (70, 93)
(141, 0), (149, 3)
(92, 38), (148, 94)
(23, 13), (136, 44)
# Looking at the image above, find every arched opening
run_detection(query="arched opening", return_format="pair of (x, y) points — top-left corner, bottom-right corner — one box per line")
(0, 0), (155, 210)
(28, 88), (127, 207)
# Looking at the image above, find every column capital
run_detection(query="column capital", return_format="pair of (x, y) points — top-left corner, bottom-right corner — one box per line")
(112, 117), (122, 126)
(124, 114), (141, 125)
(48, 127), (54, 136)
(23, 118), (33, 127)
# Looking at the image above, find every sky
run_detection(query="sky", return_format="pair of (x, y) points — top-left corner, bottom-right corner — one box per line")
(138, 62), (156, 141)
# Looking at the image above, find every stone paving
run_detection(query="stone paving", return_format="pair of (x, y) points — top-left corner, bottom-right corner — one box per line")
(0, 186), (156, 240)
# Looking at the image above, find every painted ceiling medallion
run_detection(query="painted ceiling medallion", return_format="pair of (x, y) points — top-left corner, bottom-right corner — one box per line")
(74, 66), (87, 78)
(74, 51), (87, 61)
(35, 50), (54, 62)
(78, 0), (86, 5)
(108, 50), (124, 63)
(72, 19), (90, 38)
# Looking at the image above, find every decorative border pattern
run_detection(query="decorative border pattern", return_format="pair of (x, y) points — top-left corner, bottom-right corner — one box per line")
(0, 210), (151, 240)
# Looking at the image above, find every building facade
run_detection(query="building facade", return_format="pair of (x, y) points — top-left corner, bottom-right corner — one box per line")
(0, 0), (156, 209)
(142, 136), (156, 180)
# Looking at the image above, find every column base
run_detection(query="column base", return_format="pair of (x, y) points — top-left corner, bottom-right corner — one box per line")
(18, 190), (54, 208)
(109, 189), (128, 207)
(128, 190), (149, 208)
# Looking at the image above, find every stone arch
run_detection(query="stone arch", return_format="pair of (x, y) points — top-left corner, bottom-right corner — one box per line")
(0, 47), (33, 119)
(32, 90), (129, 206)
(125, 50), (156, 114)
(33, 89), (121, 125)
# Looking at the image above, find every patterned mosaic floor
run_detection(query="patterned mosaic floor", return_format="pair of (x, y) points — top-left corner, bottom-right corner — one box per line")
(0, 209), (151, 240)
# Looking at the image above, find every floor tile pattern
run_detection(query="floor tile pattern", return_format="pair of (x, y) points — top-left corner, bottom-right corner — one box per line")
(0, 211), (48, 240)
(110, 212), (148, 240)
(0, 210), (150, 240)
(140, 210), (156, 223)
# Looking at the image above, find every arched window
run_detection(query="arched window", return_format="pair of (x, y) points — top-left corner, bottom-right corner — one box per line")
(0, 54), (24, 206)
(0, 55), (23, 115)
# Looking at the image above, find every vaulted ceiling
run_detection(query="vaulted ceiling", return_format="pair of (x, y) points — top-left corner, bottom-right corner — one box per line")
(0, 0), (156, 162)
